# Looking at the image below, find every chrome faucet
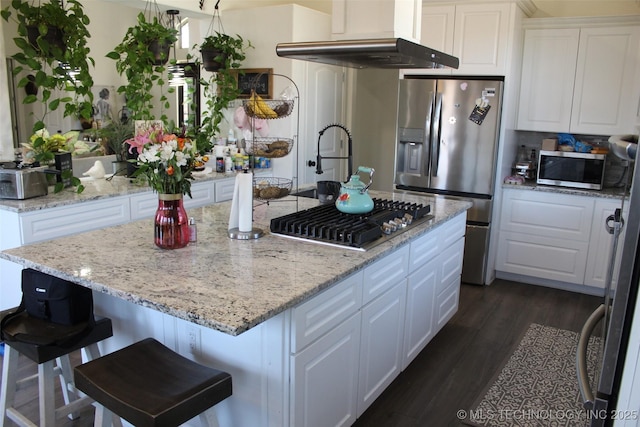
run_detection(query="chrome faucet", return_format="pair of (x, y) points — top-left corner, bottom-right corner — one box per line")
(310, 123), (353, 182)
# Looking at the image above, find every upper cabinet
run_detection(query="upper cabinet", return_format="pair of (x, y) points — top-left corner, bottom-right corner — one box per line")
(517, 18), (640, 135)
(416, 2), (520, 76)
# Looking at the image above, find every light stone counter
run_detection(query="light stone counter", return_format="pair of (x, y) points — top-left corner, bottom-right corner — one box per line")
(502, 180), (628, 200)
(0, 191), (471, 336)
(0, 171), (240, 213)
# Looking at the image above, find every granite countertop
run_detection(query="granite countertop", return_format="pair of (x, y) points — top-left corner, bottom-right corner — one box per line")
(502, 180), (628, 199)
(0, 170), (241, 213)
(0, 191), (471, 336)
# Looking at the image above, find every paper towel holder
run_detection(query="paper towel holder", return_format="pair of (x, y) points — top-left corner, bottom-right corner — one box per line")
(228, 227), (264, 239)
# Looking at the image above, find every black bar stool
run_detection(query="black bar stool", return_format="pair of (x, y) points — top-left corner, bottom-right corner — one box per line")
(74, 338), (232, 427)
(0, 309), (114, 427)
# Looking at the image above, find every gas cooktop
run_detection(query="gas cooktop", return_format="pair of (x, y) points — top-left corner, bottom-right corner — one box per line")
(269, 198), (432, 251)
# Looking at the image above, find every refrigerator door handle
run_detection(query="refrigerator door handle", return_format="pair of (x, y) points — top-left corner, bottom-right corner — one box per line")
(431, 92), (443, 176)
(577, 303), (606, 410)
(425, 90), (435, 180)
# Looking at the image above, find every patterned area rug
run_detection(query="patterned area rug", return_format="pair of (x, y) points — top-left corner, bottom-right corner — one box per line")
(465, 323), (602, 427)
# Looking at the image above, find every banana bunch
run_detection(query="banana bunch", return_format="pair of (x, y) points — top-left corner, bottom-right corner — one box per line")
(247, 91), (278, 119)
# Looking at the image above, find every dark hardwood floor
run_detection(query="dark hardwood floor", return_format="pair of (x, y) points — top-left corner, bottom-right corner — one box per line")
(0, 279), (602, 427)
(353, 279), (602, 427)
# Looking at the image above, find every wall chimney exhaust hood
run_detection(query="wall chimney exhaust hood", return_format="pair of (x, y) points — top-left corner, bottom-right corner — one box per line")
(275, 38), (459, 70)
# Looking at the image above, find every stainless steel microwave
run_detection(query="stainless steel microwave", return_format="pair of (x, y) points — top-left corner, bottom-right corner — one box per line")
(537, 150), (606, 190)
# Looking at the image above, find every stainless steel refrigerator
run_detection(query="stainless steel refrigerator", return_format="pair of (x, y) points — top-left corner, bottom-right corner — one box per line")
(395, 77), (504, 285)
(577, 135), (639, 426)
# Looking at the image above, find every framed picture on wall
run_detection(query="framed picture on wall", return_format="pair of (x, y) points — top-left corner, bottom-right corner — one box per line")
(91, 85), (118, 127)
(230, 68), (273, 99)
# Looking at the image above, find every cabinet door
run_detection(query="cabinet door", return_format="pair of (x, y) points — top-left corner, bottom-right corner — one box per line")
(585, 199), (627, 289)
(291, 271), (363, 353)
(21, 197), (130, 244)
(402, 256), (437, 369)
(496, 190), (594, 284)
(421, 5), (454, 54)
(130, 181), (215, 220)
(214, 178), (236, 202)
(571, 26), (640, 135)
(499, 189), (594, 242)
(517, 28), (580, 132)
(291, 313), (361, 427)
(451, 3), (511, 75)
(362, 244), (408, 305)
(358, 281), (406, 417)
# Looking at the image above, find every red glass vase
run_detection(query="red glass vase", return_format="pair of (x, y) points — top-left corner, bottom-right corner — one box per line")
(154, 194), (190, 249)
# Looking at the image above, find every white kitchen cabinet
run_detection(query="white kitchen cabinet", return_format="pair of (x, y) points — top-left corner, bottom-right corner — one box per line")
(291, 271), (363, 353)
(584, 198), (628, 289)
(289, 211), (467, 425)
(403, 256), (437, 369)
(129, 180), (215, 220)
(517, 20), (640, 135)
(291, 312), (361, 427)
(516, 28), (580, 132)
(214, 178), (236, 203)
(357, 280), (406, 416)
(571, 26), (640, 135)
(496, 189), (594, 284)
(435, 237), (464, 328)
(496, 188), (627, 292)
(417, 2), (516, 76)
(20, 196), (131, 244)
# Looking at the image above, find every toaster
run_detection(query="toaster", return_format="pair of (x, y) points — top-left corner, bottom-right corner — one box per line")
(0, 166), (49, 199)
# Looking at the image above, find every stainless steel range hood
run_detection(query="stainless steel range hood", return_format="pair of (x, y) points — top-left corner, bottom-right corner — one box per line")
(275, 38), (459, 69)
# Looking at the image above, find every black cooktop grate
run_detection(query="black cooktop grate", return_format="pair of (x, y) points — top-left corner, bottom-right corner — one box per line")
(270, 198), (431, 249)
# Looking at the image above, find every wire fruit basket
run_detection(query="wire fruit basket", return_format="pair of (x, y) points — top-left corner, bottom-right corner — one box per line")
(253, 177), (292, 200)
(243, 99), (294, 119)
(244, 137), (293, 158)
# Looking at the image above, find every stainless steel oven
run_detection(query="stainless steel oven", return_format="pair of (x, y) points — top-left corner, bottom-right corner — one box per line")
(537, 150), (606, 190)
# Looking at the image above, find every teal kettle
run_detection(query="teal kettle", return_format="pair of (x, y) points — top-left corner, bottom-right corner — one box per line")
(336, 166), (375, 214)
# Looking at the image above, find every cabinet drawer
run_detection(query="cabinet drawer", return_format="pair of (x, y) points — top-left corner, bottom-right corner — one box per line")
(496, 231), (588, 284)
(408, 226), (441, 274)
(214, 179), (235, 202)
(130, 192), (158, 220)
(439, 212), (466, 249)
(291, 271), (363, 353)
(436, 277), (460, 329)
(21, 197), (130, 244)
(363, 244), (409, 305)
(185, 181), (215, 208)
(500, 190), (594, 241)
(130, 183), (215, 219)
(437, 237), (464, 294)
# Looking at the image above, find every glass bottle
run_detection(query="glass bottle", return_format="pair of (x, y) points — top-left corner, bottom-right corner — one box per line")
(516, 145), (529, 163)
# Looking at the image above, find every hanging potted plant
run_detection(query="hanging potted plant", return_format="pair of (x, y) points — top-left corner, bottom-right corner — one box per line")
(193, 5), (252, 151)
(200, 32), (248, 73)
(2, 0), (94, 194)
(106, 9), (178, 122)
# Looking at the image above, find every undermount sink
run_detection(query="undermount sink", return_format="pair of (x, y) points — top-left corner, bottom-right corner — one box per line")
(291, 188), (319, 199)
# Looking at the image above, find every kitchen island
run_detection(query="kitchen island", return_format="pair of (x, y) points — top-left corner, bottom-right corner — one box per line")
(0, 191), (470, 427)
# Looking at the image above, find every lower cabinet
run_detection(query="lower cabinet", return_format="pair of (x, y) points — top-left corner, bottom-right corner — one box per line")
(358, 261), (408, 416)
(496, 188), (627, 291)
(289, 212), (466, 427)
(291, 312), (361, 427)
(403, 256), (437, 369)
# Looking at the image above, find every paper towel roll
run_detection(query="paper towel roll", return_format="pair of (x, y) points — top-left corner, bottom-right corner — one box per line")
(229, 171), (253, 232)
